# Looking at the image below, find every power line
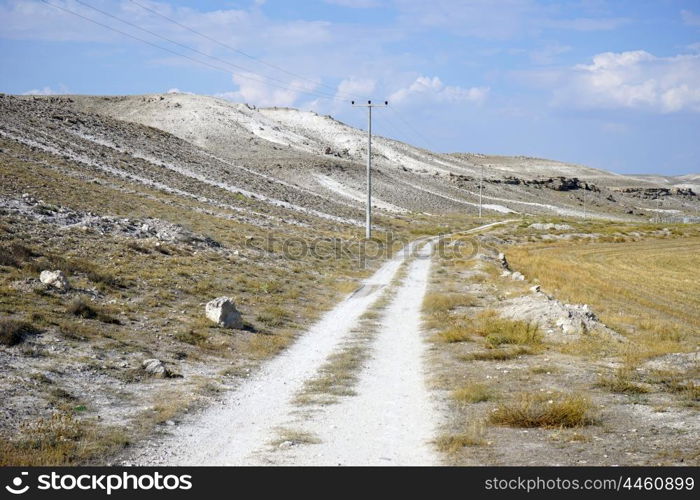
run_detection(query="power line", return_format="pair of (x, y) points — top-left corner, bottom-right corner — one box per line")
(388, 106), (441, 152)
(41, 0), (350, 103)
(371, 112), (405, 143)
(128, 0), (363, 101)
(379, 111), (426, 148)
(42, 1), (441, 159)
(68, 0), (343, 101)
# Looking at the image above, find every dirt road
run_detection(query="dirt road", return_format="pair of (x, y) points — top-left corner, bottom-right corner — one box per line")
(128, 223), (503, 466)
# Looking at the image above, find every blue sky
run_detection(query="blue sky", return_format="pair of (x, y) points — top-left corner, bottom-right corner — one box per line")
(1, 0), (699, 175)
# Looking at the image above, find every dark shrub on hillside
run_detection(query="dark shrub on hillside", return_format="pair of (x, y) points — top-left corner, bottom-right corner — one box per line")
(0, 319), (40, 346)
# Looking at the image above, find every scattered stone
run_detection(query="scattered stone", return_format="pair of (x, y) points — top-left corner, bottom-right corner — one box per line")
(530, 285), (541, 293)
(1, 195), (220, 249)
(142, 358), (177, 378)
(499, 295), (623, 342)
(205, 297), (243, 329)
(497, 252), (509, 270)
(529, 223), (573, 231)
(511, 271), (525, 281)
(556, 316), (586, 335)
(39, 270), (70, 290)
(642, 351), (699, 373)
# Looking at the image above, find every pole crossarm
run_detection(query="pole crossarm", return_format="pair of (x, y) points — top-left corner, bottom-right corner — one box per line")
(351, 100), (388, 239)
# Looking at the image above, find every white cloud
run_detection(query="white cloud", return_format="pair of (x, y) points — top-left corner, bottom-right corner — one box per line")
(216, 72), (319, 107)
(22, 84), (69, 95)
(389, 76), (489, 105)
(548, 50), (700, 113)
(336, 77), (376, 100)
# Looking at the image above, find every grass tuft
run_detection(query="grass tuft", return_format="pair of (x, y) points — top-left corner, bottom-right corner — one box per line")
(434, 325), (472, 343)
(270, 428), (321, 447)
(255, 305), (291, 328)
(423, 292), (477, 314)
(0, 319), (41, 346)
(0, 412), (129, 466)
(452, 383), (495, 403)
(472, 312), (541, 347)
(490, 392), (595, 428)
(435, 422), (487, 452)
(0, 243), (36, 268)
(596, 368), (650, 394)
(462, 346), (532, 361)
(66, 297), (120, 324)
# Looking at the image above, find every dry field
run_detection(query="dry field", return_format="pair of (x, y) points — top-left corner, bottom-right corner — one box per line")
(506, 236), (700, 366)
(425, 222), (699, 465)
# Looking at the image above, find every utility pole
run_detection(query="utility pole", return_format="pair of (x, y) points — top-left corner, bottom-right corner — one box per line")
(582, 186), (586, 220)
(352, 99), (388, 239)
(479, 164), (483, 218)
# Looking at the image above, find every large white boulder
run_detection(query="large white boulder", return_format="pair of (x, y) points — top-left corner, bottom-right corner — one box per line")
(205, 297), (243, 329)
(39, 270), (70, 290)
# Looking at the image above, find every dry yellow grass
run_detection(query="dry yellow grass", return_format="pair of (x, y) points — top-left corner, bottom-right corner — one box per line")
(462, 346), (532, 361)
(430, 309), (541, 348)
(452, 383), (495, 403)
(490, 392), (595, 428)
(423, 292), (477, 314)
(433, 325), (473, 343)
(270, 428), (321, 447)
(0, 412), (128, 466)
(506, 236), (700, 363)
(435, 421), (487, 452)
(469, 310), (542, 347)
(596, 368), (650, 394)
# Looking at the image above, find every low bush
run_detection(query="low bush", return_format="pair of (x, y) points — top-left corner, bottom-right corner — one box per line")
(0, 319), (41, 346)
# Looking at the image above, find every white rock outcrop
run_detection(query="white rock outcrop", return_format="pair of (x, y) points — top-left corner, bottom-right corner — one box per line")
(39, 270), (70, 290)
(141, 358), (177, 378)
(205, 297), (243, 329)
(142, 359), (167, 377)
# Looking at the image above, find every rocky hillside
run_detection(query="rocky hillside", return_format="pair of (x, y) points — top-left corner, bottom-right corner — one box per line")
(25, 92), (697, 222)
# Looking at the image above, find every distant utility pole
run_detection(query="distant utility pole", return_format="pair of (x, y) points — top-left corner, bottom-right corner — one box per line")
(479, 164), (483, 218)
(352, 99), (388, 239)
(582, 186), (586, 219)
